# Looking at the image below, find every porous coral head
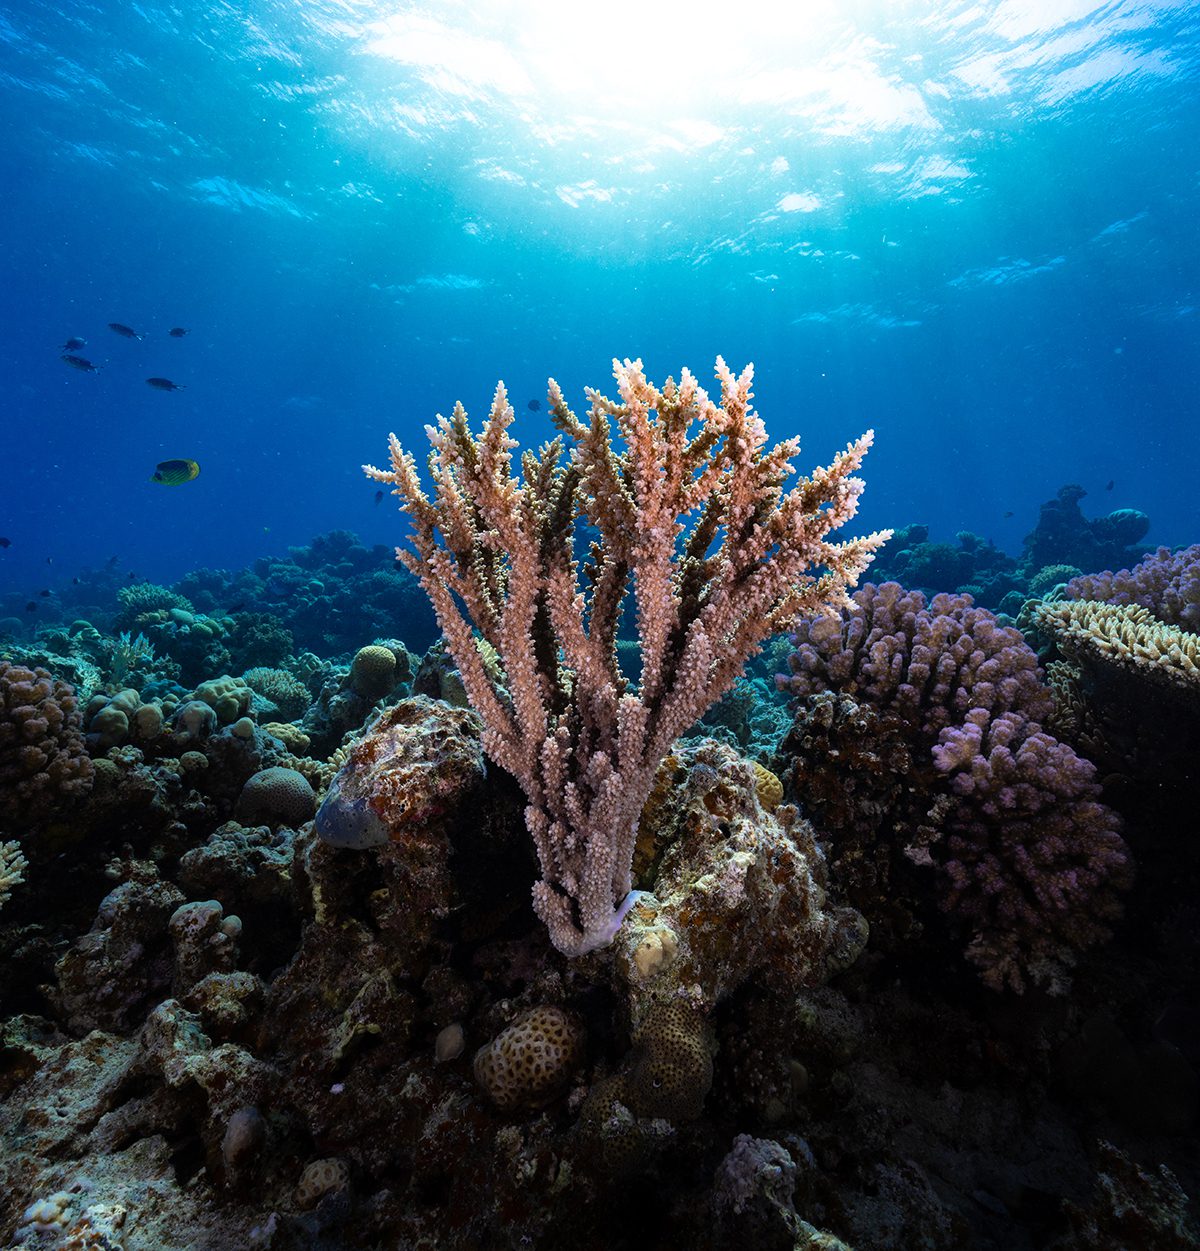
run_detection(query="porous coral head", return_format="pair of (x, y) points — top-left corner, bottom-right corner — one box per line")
(626, 1000), (713, 1123)
(473, 1004), (584, 1112)
(236, 766), (316, 828)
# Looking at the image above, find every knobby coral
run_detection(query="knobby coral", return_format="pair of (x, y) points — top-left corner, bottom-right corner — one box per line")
(366, 356), (889, 956)
(0, 662), (94, 830)
(777, 582), (1131, 992)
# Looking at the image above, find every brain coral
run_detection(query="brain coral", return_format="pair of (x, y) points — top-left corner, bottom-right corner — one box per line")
(349, 645), (398, 700)
(0, 663), (94, 829)
(473, 1004), (584, 1112)
(235, 766), (317, 828)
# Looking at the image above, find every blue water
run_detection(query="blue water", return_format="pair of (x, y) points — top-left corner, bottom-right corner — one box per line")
(2, 0), (1197, 592)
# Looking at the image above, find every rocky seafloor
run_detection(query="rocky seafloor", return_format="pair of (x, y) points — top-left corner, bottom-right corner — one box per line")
(0, 494), (1197, 1251)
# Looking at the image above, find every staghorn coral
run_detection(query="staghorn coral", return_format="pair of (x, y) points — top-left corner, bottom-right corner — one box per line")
(776, 582), (1131, 992)
(0, 662), (95, 830)
(366, 355), (888, 956)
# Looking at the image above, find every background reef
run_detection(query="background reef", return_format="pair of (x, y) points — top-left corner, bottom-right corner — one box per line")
(0, 495), (1197, 1250)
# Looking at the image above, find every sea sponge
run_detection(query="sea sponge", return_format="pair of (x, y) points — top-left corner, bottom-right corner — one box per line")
(349, 645), (398, 700)
(473, 1004), (584, 1112)
(236, 766), (316, 827)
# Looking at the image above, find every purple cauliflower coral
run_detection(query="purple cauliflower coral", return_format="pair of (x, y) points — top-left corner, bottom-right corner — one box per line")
(776, 583), (1131, 992)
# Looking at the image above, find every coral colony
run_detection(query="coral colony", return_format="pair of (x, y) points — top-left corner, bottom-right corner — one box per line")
(364, 358), (889, 955)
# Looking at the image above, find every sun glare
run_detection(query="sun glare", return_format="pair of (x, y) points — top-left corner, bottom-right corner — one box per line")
(361, 0), (901, 127)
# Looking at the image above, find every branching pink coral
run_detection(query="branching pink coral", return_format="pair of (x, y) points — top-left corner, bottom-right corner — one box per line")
(367, 356), (889, 956)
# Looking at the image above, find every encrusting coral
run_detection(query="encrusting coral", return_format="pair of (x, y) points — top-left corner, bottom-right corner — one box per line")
(366, 356), (889, 955)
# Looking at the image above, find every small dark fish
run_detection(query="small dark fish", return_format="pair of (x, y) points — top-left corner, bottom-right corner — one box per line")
(151, 457), (200, 485)
(373, 490), (384, 505)
(0, 537), (10, 548)
(39, 589), (50, 597)
(1003, 511), (1014, 518)
(1105, 479), (1114, 491)
(146, 377), (186, 391)
(228, 601), (246, 613)
(60, 337), (86, 351)
(107, 555), (119, 566)
(109, 322), (143, 339)
(24, 601), (37, 613)
(128, 572), (138, 580)
(61, 354), (100, 372)
(527, 398), (541, 411)
(46, 556), (52, 564)
(168, 327), (189, 337)
(73, 576), (79, 584)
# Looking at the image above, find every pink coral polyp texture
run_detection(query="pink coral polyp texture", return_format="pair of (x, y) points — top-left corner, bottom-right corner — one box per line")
(0, 662), (94, 828)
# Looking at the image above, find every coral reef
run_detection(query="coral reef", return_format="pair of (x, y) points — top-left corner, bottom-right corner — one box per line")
(1019, 484), (1150, 579)
(1, 516), (1196, 1251)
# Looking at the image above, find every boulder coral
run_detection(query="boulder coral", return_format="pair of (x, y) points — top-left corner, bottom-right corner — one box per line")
(614, 738), (867, 1016)
(315, 696), (486, 849)
(235, 766), (316, 828)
